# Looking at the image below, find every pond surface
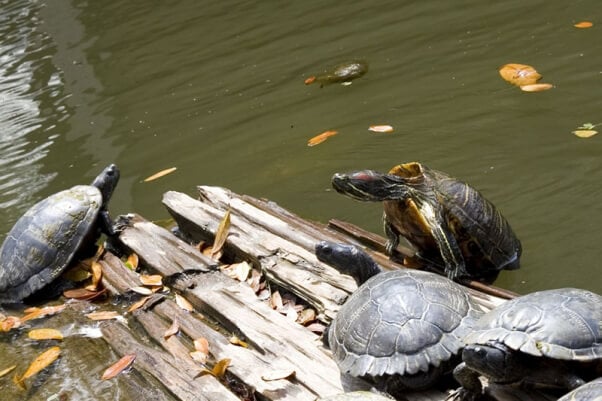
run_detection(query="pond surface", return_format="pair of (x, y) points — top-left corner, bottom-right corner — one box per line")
(0, 0), (600, 399)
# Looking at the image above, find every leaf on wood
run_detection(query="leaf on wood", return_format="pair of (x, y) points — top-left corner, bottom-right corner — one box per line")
(139, 274), (163, 287)
(125, 253), (139, 270)
(0, 365), (16, 378)
(261, 369), (296, 381)
(128, 296), (151, 312)
(85, 311), (121, 321)
(19, 346), (61, 382)
(130, 286), (153, 295)
(101, 354), (136, 380)
(296, 308), (316, 325)
(194, 337), (209, 354)
(211, 358), (231, 378)
(307, 130), (338, 147)
(175, 294), (194, 312)
(21, 304), (66, 322)
(574, 21), (593, 28)
(246, 269), (262, 293)
(190, 351), (208, 364)
(305, 322), (327, 334)
(0, 316), (22, 332)
(498, 63), (542, 86)
(519, 83), (554, 92)
(164, 318), (180, 339)
(229, 335), (248, 348)
(211, 209), (231, 260)
(221, 261), (251, 282)
(85, 261), (103, 291)
(143, 167), (177, 182)
(63, 288), (107, 301)
(278, 304), (299, 321)
(368, 125), (394, 133)
(28, 329), (63, 341)
(270, 290), (283, 310)
(573, 129), (598, 138)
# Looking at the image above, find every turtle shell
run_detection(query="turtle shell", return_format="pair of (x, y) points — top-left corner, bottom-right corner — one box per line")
(464, 288), (602, 361)
(329, 269), (483, 379)
(557, 378), (602, 401)
(318, 391), (393, 401)
(0, 185), (102, 302)
(385, 162), (522, 280)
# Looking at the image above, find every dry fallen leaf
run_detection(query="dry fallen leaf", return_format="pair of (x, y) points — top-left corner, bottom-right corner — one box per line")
(574, 21), (593, 28)
(101, 354), (136, 380)
(63, 288), (107, 301)
(229, 335), (248, 348)
(211, 210), (231, 260)
(0, 316), (22, 332)
(221, 261), (252, 282)
(19, 346), (61, 383)
(211, 358), (231, 378)
(297, 308), (316, 325)
(85, 311), (121, 321)
(85, 261), (103, 291)
(130, 286), (153, 295)
(164, 318), (180, 339)
(175, 294), (194, 312)
(0, 365), (16, 378)
(128, 296), (152, 313)
(270, 290), (283, 310)
(125, 253), (139, 270)
(190, 351), (208, 364)
(21, 305), (66, 322)
(190, 337), (209, 363)
(139, 274), (163, 287)
(519, 83), (554, 92)
(305, 322), (327, 334)
(499, 63), (542, 86)
(143, 167), (177, 182)
(261, 369), (296, 381)
(308, 130), (338, 147)
(368, 125), (394, 133)
(573, 129), (598, 138)
(28, 329), (63, 341)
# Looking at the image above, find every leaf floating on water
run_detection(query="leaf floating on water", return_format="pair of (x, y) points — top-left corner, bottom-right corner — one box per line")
(128, 296), (151, 312)
(101, 354), (136, 380)
(304, 76), (317, 85)
(498, 63), (542, 86)
(139, 274), (163, 287)
(261, 369), (296, 381)
(574, 21), (593, 28)
(85, 311), (121, 321)
(229, 335), (248, 348)
(368, 125), (394, 133)
(0, 365), (16, 378)
(211, 209), (231, 260)
(175, 294), (194, 312)
(143, 167), (177, 182)
(28, 329), (63, 341)
(21, 304), (66, 322)
(19, 346), (61, 383)
(164, 318), (180, 339)
(573, 129), (598, 138)
(0, 316), (22, 332)
(519, 83), (554, 92)
(308, 130), (338, 147)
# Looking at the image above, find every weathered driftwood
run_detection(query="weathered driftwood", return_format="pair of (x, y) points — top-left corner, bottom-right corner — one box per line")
(95, 187), (557, 401)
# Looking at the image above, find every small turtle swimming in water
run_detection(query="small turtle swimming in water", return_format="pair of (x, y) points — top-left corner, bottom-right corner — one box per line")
(0, 164), (122, 303)
(305, 60), (368, 87)
(331, 162), (521, 283)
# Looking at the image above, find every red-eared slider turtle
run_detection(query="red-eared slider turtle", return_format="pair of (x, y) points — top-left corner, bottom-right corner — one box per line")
(451, 288), (602, 400)
(0, 164), (121, 303)
(557, 378), (602, 401)
(316, 241), (484, 395)
(305, 60), (368, 87)
(317, 391), (394, 401)
(331, 162), (522, 283)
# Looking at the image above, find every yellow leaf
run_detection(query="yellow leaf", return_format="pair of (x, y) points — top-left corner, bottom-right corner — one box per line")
(499, 63), (542, 86)
(574, 21), (593, 28)
(211, 358), (231, 378)
(143, 167), (177, 182)
(86, 261), (103, 291)
(229, 335), (248, 348)
(85, 311), (121, 321)
(308, 130), (338, 147)
(101, 354), (136, 380)
(0, 365), (16, 378)
(175, 294), (194, 312)
(20, 346), (61, 381)
(164, 318), (180, 339)
(139, 274), (163, 287)
(28, 329), (63, 341)
(125, 253), (139, 270)
(573, 129), (598, 138)
(128, 296), (151, 313)
(211, 210), (231, 260)
(368, 125), (394, 133)
(519, 83), (554, 92)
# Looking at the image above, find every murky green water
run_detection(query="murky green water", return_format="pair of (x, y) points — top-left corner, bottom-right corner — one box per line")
(0, 0), (601, 398)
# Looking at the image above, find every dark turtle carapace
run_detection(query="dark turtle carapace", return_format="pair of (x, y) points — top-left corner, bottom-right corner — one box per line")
(305, 60), (368, 87)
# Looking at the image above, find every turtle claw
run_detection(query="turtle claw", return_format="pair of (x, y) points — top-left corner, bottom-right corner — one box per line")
(446, 387), (479, 401)
(111, 214), (134, 234)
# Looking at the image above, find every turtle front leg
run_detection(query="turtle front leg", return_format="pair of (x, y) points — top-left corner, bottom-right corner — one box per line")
(447, 362), (483, 401)
(383, 218), (400, 256)
(430, 222), (469, 282)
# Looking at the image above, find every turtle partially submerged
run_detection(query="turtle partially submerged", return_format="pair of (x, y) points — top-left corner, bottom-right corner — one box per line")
(557, 378), (602, 401)
(451, 288), (602, 400)
(305, 60), (368, 87)
(0, 164), (121, 303)
(331, 162), (522, 283)
(316, 241), (484, 395)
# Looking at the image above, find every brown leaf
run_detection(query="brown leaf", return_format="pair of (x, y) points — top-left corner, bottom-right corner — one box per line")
(498, 63), (542, 86)
(164, 318), (180, 339)
(63, 288), (107, 301)
(305, 322), (327, 334)
(573, 129), (598, 138)
(0, 365), (16, 378)
(211, 358), (231, 378)
(21, 304), (66, 322)
(229, 335), (248, 348)
(101, 354), (136, 380)
(211, 210), (231, 260)
(28, 329), (63, 341)
(307, 130), (338, 147)
(190, 351), (208, 364)
(296, 308), (316, 325)
(519, 83), (554, 92)
(20, 346), (61, 381)
(128, 296), (152, 313)
(261, 369), (296, 381)
(85, 311), (121, 321)
(368, 125), (394, 133)
(85, 261), (103, 291)
(175, 294), (194, 312)
(139, 274), (163, 287)
(574, 21), (593, 28)
(194, 337), (209, 354)
(61, 266), (91, 282)
(143, 167), (177, 182)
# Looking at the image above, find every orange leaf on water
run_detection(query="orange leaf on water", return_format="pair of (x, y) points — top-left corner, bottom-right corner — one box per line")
(0, 365), (16, 378)
(498, 63), (542, 86)
(573, 129), (598, 138)
(0, 316), (22, 332)
(368, 125), (394, 133)
(28, 328), (64, 341)
(20, 346), (61, 382)
(21, 304), (66, 322)
(85, 311), (121, 321)
(308, 130), (338, 147)
(574, 21), (593, 28)
(101, 354), (136, 380)
(304, 76), (316, 85)
(143, 167), (177, 182)
(519, 83), (554, 92)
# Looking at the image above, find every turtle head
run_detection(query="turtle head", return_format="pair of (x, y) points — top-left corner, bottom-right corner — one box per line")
(462, 343), (523, 384)
(315, 241), (381, 285)
(92, 164), (120, 202)
(331, 170), (410, 201)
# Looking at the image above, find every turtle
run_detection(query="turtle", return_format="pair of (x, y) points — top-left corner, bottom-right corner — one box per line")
(315, 241), (484, 396)
(331, 162), (522, 283)
(450, 288), (602, 401)
(317, 391), (394, 401)
(0, 164), (121, 303)
(557, 378), (602, 401)
(305, 60), (368, 87)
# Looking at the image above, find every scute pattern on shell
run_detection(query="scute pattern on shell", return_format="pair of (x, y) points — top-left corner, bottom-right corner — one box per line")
(0, 185), (101, 302)
(557, 378), (602, 401)
(464, 288), (602, 361)
(329, 269), (482, 378)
